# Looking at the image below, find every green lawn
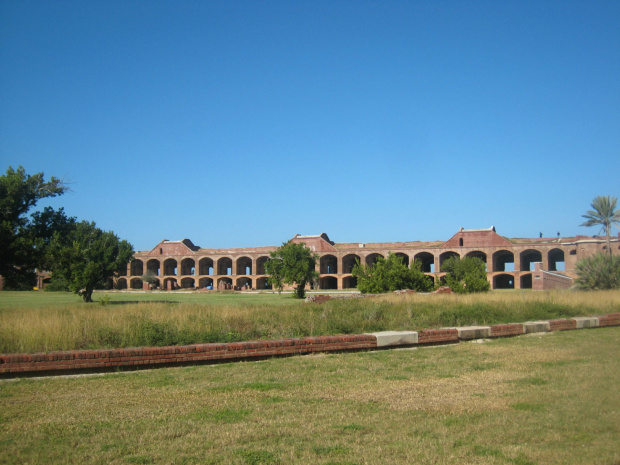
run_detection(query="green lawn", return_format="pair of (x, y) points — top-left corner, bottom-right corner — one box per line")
(1, 326), (618, 464)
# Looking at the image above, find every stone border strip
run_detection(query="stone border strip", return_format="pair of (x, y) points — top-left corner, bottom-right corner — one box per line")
(0, 313), (618, 377)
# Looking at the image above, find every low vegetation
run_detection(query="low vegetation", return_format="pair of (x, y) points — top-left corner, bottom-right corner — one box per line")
(1, 290), (618, 354)
(0, 326), (618, 464)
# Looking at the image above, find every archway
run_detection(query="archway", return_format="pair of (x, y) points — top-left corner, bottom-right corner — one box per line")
(130, 259), (144, 276)
(439, 251), (460, 271)
(342, 276), (357, 289)
(342, 254), (360, 273)
(394, 253), (409, 267)
(116, 278), (127, 290)
(414, 252), (434, 272)
(492, 250), (514, 272)
(493, 274), (514, 289)
(181, 258), (195, 276)
(199, 277), (214, 289)
(520, 249), (542, 272)
(163, 259), (177, 276)
(199, 258), (214, 275)
(130, 278), (143, 289)
(236, 277), (252, 289)
(236, 257), (252, 275)
(217, 277), (233, 290)
(217, 257), (232, 276)
(320, 276), (338, 290)
(320, 255), (338, 274)
(548, 249), (565, 271)
(181, 278), (195, 289)
(163, 278), (178, 290)
(146, 259), (160, 276)
(365, 253), (384, 266)
(256, 256), (269, 275)
(256, 277), (272, 290)
(520, 273), (533, 289)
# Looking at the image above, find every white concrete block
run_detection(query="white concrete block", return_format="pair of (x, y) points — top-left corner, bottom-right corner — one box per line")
(368, 331), (419, 347)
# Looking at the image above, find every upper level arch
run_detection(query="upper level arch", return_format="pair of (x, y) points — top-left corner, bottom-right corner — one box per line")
(163, 258), (177, 276)
(439, 251), (460, 271)
(492, 250), (514, 272)
(180, 258), (195, 276)
(130, 259), (144, 276)
(394, 253), (409, 267)
(520, 249), (542, 272)
(146, 259), (160, 276)
(465, 251), (487, 270)
(199, 257), (214, 275)
(342, 254), (360, 273)
(217, 257), (232, 276)
(256, 256), (269, 275)
(365, 253), (384, 266)
(236, 256), (252, 275)
(413, 252), (434, 273)
(320, 255), (338, 274)
(548, 248), (565, 271)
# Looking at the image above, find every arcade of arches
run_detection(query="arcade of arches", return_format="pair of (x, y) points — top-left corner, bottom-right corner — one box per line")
(115, 229), (620, 291)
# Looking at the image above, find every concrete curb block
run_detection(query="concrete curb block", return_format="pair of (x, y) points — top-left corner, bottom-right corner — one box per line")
(369, 331), (418, 347)
(1, 312), (619, 377)
(523, 321), (551, 334)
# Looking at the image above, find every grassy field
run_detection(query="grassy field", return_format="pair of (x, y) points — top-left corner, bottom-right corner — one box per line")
(1, 290), (619, 354)
(0, 326), (618, 464)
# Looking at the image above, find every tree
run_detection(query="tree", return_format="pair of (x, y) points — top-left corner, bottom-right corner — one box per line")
(575, 253), (620, 290)
(265, 241), (318, 298)
(580, 195), (620, 258)
(47, 221), (134, 302)
(441, 256), (490, 294)
(0, 166), (69, 288)
(352, 252), (433, 294)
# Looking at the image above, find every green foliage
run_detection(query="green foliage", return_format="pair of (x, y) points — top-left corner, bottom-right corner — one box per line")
(352, 252), (433, 294)
(0, 166), (70, 288)
(575, 253), (620, 290)
(141, 271), (159, 286)
(44, 276), (70, 292)
(47, 221), (134, 302)
(441, 256), (490, 293)
(265, 241), (318, 298)
(580, 195), (620, 258)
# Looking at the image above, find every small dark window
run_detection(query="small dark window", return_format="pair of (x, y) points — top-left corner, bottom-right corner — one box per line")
(160, 248), (163, 255)
(459, 238), (463, 247)
(569, 249), (576, 255)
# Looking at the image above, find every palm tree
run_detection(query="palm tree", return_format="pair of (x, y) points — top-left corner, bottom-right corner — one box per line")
(580, 195), (620, 258)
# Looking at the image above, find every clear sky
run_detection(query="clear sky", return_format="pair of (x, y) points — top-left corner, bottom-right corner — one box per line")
(1, 0), (618, 252)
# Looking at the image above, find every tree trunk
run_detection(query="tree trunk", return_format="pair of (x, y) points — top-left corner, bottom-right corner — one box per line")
(82, 287), (94, 302)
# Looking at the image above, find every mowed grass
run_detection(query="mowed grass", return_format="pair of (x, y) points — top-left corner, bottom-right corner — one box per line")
(0, 326), (618, 464)
(1, 290), (619, 354)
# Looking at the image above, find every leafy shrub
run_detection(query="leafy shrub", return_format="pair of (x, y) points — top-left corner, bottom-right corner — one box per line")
(575, 253), (620, 290)
(442, 256), (490, 293)
(353, 253), (433, 294)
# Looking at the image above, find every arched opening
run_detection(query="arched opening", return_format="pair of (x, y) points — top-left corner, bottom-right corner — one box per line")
(130, 260), (144, 276)
(116, 278), (127, 290)
(548, 249), (565, 271)
(199, 258), (214, 275)
(320, 255), (338, 274)
(466, 251), (487, 271)
(163, 278), (178, 290)
(394, 253), (409, 267)
(236, 256), (252, 275)
(493, 274), (514, 289)
(181, 277), (195, 289)
(520, 249), (542, 272)
(199, 277), (214, 289)
(439, 251), (460, 271)
(163, 259), (177, 276)
(217, 277), (233, 290)
(236, 277), (252, 289)
(320, 276), (338, 290)
(130, 278), (143, 289)
(256, 277), (272, 290)
(146, 259), (160, 276)
(492, 250), (514, 272)
(256, 256), (269, 275)
(365, 253), (384, 266)
(342, 254), (360, 273)
(217, 257), (232, 276)
(414, 252), (435, 273)
(342, 276), (357, 289)
(520, 273), (533, 289)
(180, 258), (195, 276)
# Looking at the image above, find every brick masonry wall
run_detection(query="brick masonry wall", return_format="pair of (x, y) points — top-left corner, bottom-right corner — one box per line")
(1, 313), (618, 377)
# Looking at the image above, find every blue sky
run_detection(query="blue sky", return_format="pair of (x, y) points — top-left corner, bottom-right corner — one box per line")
(1, 0), (618, 252)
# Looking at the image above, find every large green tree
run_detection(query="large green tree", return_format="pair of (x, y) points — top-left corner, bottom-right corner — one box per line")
(580, 195), (620, 258)
(47, 221), (134, 302)
(0, 166), (69, 288)
(352, 252), (433, 294)
(441, 256), (490, 294)
(265, 241), (318, 298)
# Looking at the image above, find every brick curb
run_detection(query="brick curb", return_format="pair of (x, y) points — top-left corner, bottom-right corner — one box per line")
(1, 313), (618, 377)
